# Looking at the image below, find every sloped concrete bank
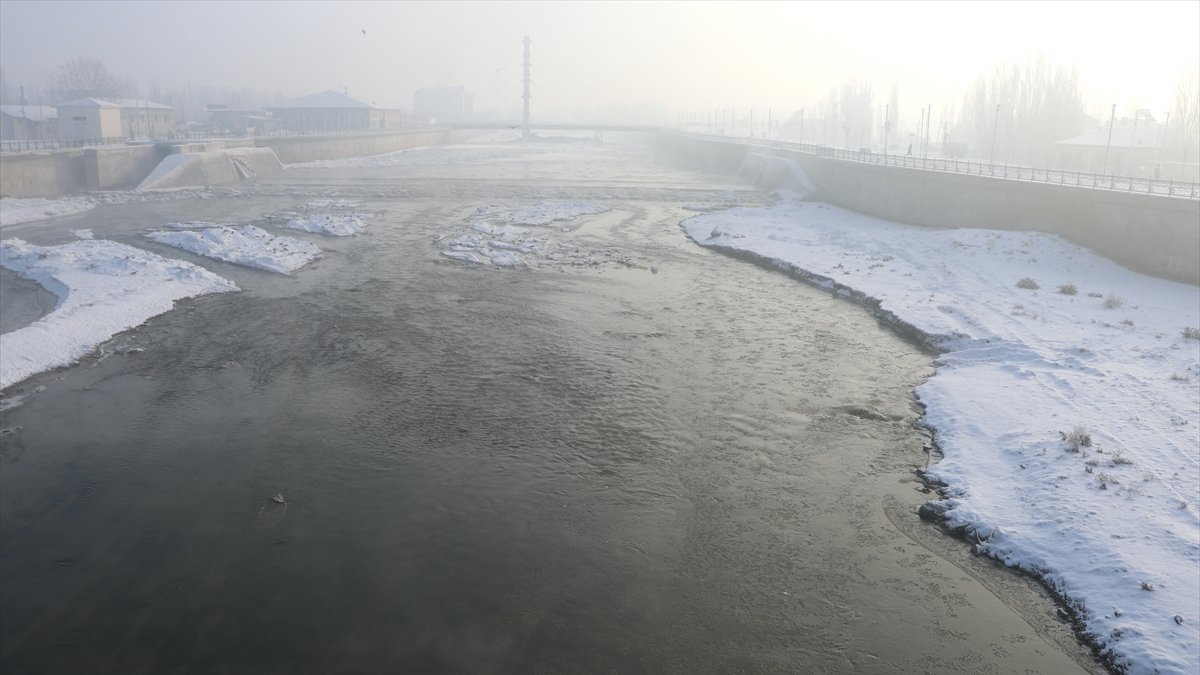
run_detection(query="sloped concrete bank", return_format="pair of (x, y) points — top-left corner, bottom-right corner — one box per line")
(659, 132), (1200, 286)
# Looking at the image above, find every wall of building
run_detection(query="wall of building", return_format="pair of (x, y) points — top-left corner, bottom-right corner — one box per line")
(0, 148), (88, 197)
(57, 106), (122, 141)
(84, 144), (169, 190)
(257, 128), (474, 164)
(660, 133), (1200, 285)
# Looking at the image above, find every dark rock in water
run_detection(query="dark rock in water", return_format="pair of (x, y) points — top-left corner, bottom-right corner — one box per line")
(918, 501), (944, 522)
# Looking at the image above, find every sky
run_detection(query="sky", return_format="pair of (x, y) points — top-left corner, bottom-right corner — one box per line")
(0, 0), (1197, 122)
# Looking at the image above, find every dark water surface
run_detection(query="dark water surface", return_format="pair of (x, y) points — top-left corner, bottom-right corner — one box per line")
(1, 136), (1102, 674)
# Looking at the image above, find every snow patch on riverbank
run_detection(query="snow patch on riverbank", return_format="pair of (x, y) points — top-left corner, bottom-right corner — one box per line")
(148, 225), (320, 274)
(684, 198), (1200, 675)
(0, 238), (237, 390)
(0, 196), (97, 226)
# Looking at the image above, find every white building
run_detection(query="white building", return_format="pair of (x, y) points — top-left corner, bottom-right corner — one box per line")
(413, 86), (473, 124)
(113, 99), (176, 139)
(0, 105), (58, 140)
(54, 98), (123, 141)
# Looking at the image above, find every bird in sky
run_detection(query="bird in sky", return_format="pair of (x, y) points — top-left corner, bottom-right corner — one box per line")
(361, 28), (367, 35)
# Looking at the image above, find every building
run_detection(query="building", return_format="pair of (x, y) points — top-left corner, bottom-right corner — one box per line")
(0, 105), (58, 140)
(1055, 115), (1165, 176)
(113, 99), (176, 139)
(267, 90), (402, 132)
(206, 104), (275, 134)
(413, 86), (473, 124)
(54, 98), (123, 141)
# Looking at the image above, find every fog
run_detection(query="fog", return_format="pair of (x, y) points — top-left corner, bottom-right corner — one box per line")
(1, 0), (1196, 124)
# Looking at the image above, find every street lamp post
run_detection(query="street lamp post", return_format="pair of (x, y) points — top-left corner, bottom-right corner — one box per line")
(883, 104), (890, 156)
(1101, 103), (1116, 174)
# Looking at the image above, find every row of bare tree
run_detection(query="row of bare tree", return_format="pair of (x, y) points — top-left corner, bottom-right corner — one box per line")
(776, 56), (1198, 170)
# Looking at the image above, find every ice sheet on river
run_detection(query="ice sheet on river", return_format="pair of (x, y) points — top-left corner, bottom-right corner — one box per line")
(148, 225), (320, 275)
(0, 238), (237, 390)
(684, 198), (1200, 675)
(282, 213), (368, 237)
(439, 201), (609, 267)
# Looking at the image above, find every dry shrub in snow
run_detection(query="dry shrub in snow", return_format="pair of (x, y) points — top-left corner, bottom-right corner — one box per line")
(1183, 326), (1200, 340)
(1087, 292), (1103, 298)
(1104, 294), (1124, 309)
(1057, 282), (1077, 295)
(1061, 426), (1092, 452)
(1111, 449), (1134, 465)
(1016, 277), (1040, 290)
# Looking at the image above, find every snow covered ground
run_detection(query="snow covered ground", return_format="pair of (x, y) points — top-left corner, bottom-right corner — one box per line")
(0, 238), (237, 390)
(683, 197), (1200, 675)
(147, 225), (321, 275)
(439, 201), (609, 267)
(0, 196), (97, 227)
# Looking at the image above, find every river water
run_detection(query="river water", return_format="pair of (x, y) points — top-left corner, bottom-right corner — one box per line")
(0, 135), (1103, 674)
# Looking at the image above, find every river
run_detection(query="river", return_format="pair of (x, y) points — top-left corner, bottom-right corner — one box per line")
(0, 134), (1103, 674)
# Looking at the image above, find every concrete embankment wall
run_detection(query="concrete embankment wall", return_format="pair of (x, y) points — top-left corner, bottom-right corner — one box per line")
(258, 129), (475, 164)
(660, 133), (1200, 286)
(0, 149), (89, 197)
(0, 129), (478, 197)
(84, 145), (169, 191)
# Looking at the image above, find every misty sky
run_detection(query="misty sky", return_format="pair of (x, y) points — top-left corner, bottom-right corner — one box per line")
(1, 0), (1196, 121)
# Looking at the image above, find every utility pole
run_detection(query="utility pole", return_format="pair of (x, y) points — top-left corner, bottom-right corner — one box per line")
(1130, 109), (1145, 175)
(521, 35), (531, 139)
(1102, 103), (1116, 174)
(767, 108), (771, 140)
(924, 104), (932, 158)
(917, 106), (925, 155)
(799, 108), (804, 147)
(883, 104), (890, 155)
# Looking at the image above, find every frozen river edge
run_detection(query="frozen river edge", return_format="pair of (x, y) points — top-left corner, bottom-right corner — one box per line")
(683, 200), (1200, 675)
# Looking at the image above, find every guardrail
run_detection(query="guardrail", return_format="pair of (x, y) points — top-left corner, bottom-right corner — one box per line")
(675, 131), (1200, 200)
(0, 137), (131, 152)
(0, 126), (455, 154)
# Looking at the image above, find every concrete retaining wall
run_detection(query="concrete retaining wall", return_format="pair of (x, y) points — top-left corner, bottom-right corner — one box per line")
(0, 150), (88, 197)
(258, 129), (475, 164)
(84, 145), (168, 191)
(661, 133), (1200, 285)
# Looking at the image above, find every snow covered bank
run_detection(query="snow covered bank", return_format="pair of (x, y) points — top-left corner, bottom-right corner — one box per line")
(148, 225), (320, 275)
(439, 201), (609, 267)
(0, 196), (96, 227)
(0, 238), (237, 390)
(684, 198), (1200, 675)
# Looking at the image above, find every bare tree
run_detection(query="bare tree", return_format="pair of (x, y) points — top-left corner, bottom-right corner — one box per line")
(47, 57), (125, 102)
(1168, 66), (1199, 170)
(957, 54), (1088, 166)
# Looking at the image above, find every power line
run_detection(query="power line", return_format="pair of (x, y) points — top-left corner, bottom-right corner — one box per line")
(533, 39), (620, 114)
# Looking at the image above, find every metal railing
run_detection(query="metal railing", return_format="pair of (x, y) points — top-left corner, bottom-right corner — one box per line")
(678, 131), (1200, 200)
(0, 137), (130, 152)
(0, 125), (456, 154)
